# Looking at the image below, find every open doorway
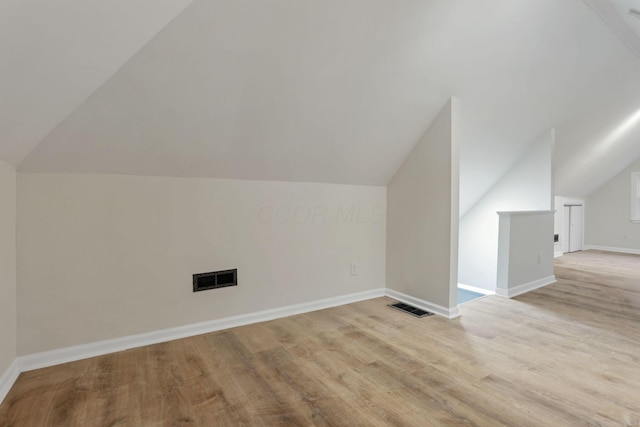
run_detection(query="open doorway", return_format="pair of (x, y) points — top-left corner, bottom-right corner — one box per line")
(456, 284), (491, 304)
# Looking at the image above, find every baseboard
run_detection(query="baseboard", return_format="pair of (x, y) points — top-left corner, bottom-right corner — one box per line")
(457, 283), (495, 295)
(554, 251), (563, 258)
(495, 275), (556, 298)
(17, 288), (385, 372)
(0, 359), (20, 405)
(584, 245), (640, 255)
(385, 289), (460, 319)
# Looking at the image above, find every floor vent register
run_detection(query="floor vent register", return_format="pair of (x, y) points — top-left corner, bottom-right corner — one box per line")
(388, 302), (434, 318)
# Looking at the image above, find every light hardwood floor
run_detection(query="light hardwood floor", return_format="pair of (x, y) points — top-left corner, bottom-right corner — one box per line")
(1, 250), (639, 426)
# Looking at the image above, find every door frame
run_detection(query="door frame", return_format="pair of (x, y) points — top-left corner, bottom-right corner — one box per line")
(561, 198), (585, 254)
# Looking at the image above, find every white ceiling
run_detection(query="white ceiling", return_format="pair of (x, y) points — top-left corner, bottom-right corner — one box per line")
(555, 0), (640, 198)
(3, 0), (640, 213)
(584, 0), (640, 56)
(0, 0), (194, 163)
(609, 0), (640, 39)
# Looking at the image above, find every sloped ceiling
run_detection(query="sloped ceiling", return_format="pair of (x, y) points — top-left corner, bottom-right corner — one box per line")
(3, 0), (640, 213)
(0, 0), (194, 163)
(555, 0), (640, 198)
(608, 0), (640, 41)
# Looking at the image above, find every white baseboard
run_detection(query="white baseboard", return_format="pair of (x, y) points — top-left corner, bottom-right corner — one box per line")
(554, 251), (563, 258)
(385, 289), (460, 319)
(0, 359), (20, 405)
(457, 283), (495, 295)
(17, 288), (385, 373)
(13, 286), (462, 378)
(495, 275), (556, 298)
(584, 245), (640, 255)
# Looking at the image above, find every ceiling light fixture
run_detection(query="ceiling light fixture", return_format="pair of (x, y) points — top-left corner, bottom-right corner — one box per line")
(629, 8), (640, 19)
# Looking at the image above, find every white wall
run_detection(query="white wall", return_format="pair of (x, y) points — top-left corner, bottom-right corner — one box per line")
(585, 157), (640, 251)
(458, 129), (554, 291)
(496, 211), (555, 296)
(17, 174), (386, 355)
(386, 97), (459, 311)
(0, 160), (17, 378)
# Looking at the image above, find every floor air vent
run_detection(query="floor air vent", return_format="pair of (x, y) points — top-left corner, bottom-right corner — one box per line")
(193, 269), (237, 292)
(388, 302), (433, 318)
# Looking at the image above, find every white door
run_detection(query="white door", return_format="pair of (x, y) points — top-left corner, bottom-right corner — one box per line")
(569, 205), (583, 252)
(562, 206), (571, 253)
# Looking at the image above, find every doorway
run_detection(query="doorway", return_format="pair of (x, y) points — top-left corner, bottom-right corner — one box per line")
(562, 204), (583, 253)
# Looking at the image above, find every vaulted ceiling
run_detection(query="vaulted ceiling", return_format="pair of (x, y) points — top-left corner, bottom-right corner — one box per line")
(2, 0), (640, 213)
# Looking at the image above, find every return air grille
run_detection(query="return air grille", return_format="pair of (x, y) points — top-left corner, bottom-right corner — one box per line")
(193, 269), (237, 292)
(388, 302), (433, 318)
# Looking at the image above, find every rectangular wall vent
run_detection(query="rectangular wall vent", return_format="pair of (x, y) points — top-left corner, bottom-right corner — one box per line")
(193, 269), (237, 292)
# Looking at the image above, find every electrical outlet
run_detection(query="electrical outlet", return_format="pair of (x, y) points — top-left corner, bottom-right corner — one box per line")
(350, 262), (358, 276)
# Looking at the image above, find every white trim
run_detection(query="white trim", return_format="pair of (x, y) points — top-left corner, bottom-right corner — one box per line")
(496, 210), (555, 216)
(495, 275), (556, 298)
(12, 287), (464, 376)
(385, 289), (460, 319)
(457, 283), (495, 295)
(0, 359), (20, 405)
(554, 251), (563, 258)
(584, 245), (640, 255)
(17, 288), (385, 372)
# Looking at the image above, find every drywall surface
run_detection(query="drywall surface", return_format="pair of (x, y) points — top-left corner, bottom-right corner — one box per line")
(458, 129), (554, 291)
(386, 97), (459, 309)
(17, 174), (386, 355)
(497, 211), (554, 291)
(0, 160), (17, 376)
(586, 157), (640, 251)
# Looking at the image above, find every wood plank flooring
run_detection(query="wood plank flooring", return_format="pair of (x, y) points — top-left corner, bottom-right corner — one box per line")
(1, 250), (640, 426)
